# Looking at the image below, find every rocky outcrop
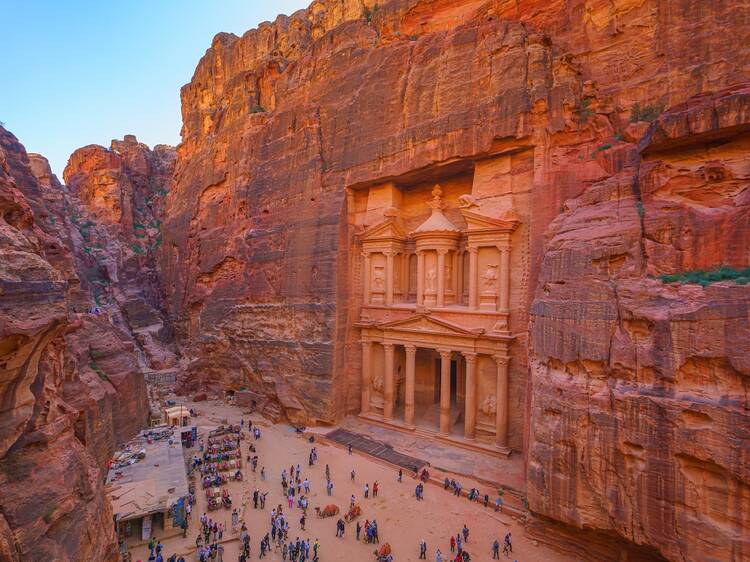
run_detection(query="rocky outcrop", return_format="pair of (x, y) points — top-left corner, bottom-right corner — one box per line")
(528, 86), (750, 562)
(161, 0), (750, 560)
(64, 136), (178, 370)
(0, 127), (121, 561)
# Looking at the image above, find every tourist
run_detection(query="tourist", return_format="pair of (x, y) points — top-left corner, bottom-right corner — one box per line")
(419, 538), (427, 559)
(373, 481), (379, 497)
(356, 521), (361, 541)
(350, 469), (356, 481)
(335, 518), (344, 537)
(456, 533), (462, 553)
(492, 539), (500, 559)
(303, 478), (310, 493)
(148, 537), (156, 559)
(364, 483), (369, 498)
(398, 469), (403, 483)
(450, 536), (456, 553)
(436, 547), (443, 562)
(325, 464), (330, 480)
(348, 444), (352, 455)
(462, 524), (469, 543)
(350, 493), (356, 508)
(299, 514), (306, 530)
(495, 496), (503, 512)
(484, 493), (489, 508)
(261, 466), (266, 480)
(504, 531), (512, 553)
(326, 479), (333, 496)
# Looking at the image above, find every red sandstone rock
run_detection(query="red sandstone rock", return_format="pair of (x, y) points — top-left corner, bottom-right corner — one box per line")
(528, 87), (750, 562)
(0, 126), (120, 561)
(159, 2), (750, 561)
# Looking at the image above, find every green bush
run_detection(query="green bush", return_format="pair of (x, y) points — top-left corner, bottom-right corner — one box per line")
(250, 105), (266, 114)
(660, 266), (750, 287)
(630, 102), (665, 123)
(578, 98), (593, 123)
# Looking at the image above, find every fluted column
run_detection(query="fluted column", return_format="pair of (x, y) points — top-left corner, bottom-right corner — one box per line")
(360, 341), (372, 414)
(416, 251), (425, 306)
(385, 251), (395, 306)
(383, 343), (395, 420)
(468, 247), (478, 310)
(498, 245), (511, 313)
(362, 252), (371, 305)
(404, 344), (417, 428)
(462, 352), (477, 439)
(494, 355), (510, 447)
(437, 249), (447, 308)
(439, 349), (452, 435)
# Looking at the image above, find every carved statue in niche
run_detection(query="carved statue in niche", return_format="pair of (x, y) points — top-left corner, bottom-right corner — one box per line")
(372, 374), (384, 393)
(458, 194), (479, 209)
(481, 264), (498, 291)
(425, 267), (437, 292)
(480, 395), (496, 417)
(445, 259), (453, 290)
(373, 266), (385, 290)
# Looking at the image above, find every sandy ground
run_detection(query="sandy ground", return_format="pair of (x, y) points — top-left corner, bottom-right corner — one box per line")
(127, 400), (578, 562)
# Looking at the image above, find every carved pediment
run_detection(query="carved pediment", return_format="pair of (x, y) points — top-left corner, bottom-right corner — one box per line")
(378, 314), (481, 336)
(460, 209), (520, 233)
(360, 216), (408, 242)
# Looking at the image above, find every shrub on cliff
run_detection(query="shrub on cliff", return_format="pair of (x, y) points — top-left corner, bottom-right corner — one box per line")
(660, 266), (750, 286)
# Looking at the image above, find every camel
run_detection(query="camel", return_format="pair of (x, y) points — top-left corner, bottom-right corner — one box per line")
(314, 504), (340, 518)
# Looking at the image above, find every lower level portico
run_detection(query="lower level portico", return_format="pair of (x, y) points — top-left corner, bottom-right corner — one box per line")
(357, 314), (514, 456)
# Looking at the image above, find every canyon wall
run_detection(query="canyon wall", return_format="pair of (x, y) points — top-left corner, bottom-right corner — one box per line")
(0, 127), (170, 559)
(160, 0), (750, 560)
(0, 127), (123, 560)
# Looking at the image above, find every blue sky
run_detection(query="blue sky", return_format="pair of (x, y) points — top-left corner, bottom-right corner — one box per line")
(0, 1), (310, 177)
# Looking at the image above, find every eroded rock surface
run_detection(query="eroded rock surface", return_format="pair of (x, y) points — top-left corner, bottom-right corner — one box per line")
(159, 1), (750, 560)
(528, 86), (750, 562)
(0, 127), (124, 561)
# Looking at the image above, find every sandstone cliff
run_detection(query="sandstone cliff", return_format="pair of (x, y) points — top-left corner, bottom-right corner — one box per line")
(160, 1), (750, 560)
(0, 127), (122, 560)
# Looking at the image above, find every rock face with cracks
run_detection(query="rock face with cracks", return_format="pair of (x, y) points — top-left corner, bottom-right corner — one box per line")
(161, 1), (750, 561)
(0, 127), (151, 561)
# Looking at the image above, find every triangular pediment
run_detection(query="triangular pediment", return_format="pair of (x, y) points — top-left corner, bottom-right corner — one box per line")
(360, 217), (407, 241)
(460, 209), (520, 232)
(378, 314), (480, 336)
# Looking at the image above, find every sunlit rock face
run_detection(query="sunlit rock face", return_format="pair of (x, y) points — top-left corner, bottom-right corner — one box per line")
(0, 127), (122, 561)
(64, 136), (178, 369)
(157, 0), (750, 560)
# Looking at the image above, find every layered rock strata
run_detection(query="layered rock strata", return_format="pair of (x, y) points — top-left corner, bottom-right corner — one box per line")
(0, 127), (123, 560)
(160, 0), (750, 560)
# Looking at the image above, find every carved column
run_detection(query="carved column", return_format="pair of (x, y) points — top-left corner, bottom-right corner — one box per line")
(385, 251), (395, 306)
(456, 250), (464, 305)
(498, 244), (511, 313)
(439, 349), (452, 435)
(402, 253), (410, 297)
(416, 251), (425, 306)
(360, 341), (372, 414)
(451, 250), (459, 302)
(383, 343), (395, 420)
(404, 344), (417, 428)
(362, 252), (371, 305)
(468, 247), (478, 310)
(462, 352), (477, 439)
(494, 354), (510, 448)
(437, 249), (447, 308)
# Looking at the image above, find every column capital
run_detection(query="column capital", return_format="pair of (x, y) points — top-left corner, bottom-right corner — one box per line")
(467, 246), (478, 255)
(496, 244), (511, 254)
(383, 342), (395, 351)
(462, 351), (478, 363)
(403, 344), (417, 354)
(436, 248), (449, 256)
(493, 354), (510, 365)
(437, 349), (452, 360)
(383, 250), (397, 258)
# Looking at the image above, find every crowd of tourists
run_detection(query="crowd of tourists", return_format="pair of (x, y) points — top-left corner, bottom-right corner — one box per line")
(140, 413), (521, 562)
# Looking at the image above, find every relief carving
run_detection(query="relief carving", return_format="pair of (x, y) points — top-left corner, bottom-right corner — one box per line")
(481, 264), (498, 292)
(372, 266), (385, 290)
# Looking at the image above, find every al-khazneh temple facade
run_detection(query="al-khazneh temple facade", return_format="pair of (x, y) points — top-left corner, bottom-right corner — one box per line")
(350, 159), (530, 456)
